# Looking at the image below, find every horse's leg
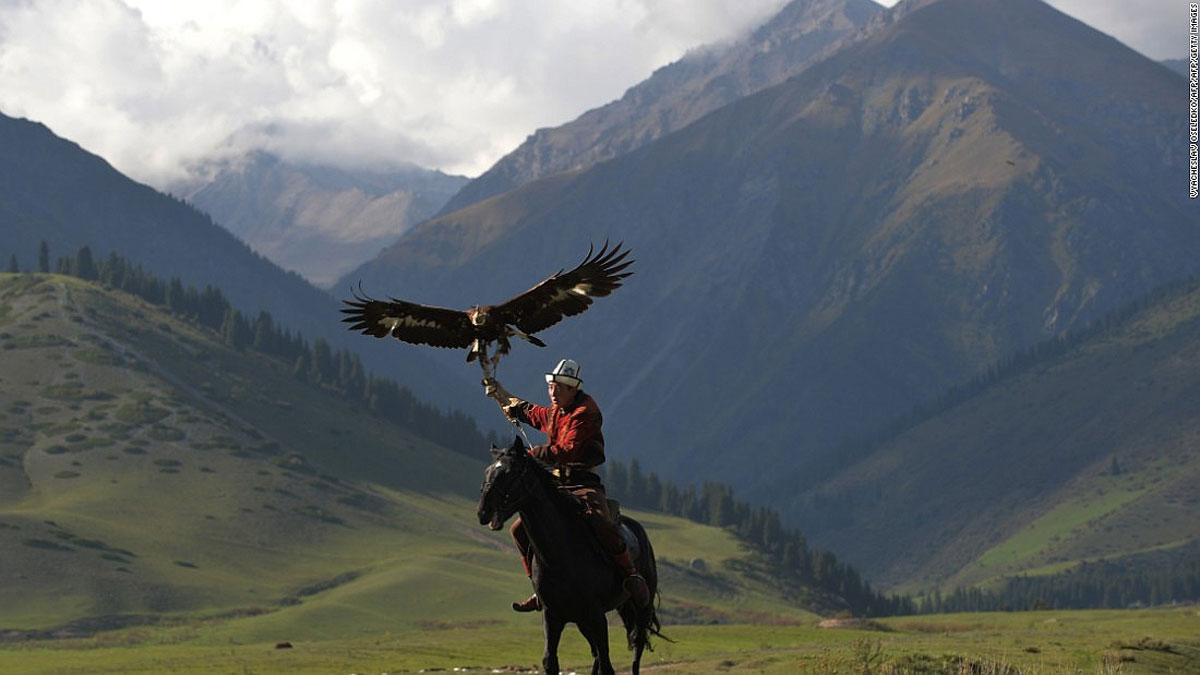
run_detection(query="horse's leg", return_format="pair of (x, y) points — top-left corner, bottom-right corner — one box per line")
(631, 630), (645, 675)
(617, 602), (645, 675)
(542, 612), (565, 675)
(617, 602), (637, 650)
(578, 612), (614, 675)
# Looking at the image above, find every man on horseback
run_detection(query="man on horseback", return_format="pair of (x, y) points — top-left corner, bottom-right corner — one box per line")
(484, 358), (650, 612)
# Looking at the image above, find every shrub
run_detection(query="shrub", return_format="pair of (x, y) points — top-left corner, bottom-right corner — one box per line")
(148, 426), (185, 441)
(115, 403), (170, 425)
(23, 538), (74, 552)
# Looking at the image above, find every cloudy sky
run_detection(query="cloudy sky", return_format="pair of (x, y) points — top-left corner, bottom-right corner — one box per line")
(0, 0), (1186, 188)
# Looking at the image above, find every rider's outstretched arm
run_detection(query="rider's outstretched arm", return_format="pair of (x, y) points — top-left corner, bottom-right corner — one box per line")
(482, 377), (530, 423)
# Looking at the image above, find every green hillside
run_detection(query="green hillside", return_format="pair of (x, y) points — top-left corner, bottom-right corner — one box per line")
(784, 279), (1200, 593)
(0, 273), (817, 640)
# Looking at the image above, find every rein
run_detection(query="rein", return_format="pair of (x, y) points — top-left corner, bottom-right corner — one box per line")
(478, 345), (535, 450)
(485, 454), (538, 516)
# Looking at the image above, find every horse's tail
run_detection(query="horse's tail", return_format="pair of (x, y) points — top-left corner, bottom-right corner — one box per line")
(619, 515), (671, 673)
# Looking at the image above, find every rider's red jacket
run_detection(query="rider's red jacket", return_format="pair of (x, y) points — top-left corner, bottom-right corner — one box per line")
(519, 392), (605, 468)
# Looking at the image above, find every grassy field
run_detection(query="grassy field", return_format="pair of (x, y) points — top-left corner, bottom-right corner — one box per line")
(1, 607), (1196, 673)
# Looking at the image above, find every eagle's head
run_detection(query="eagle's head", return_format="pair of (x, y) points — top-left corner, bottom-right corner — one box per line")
(467, 306), (490, 327)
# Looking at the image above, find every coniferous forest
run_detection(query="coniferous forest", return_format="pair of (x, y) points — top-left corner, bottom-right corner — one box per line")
(607, 453), (1200, 616)
(605, 457), (916, 617)
(919, 548), (1200, 614)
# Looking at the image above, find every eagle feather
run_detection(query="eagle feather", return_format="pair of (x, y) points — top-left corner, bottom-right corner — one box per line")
(341, 242), (633, 361)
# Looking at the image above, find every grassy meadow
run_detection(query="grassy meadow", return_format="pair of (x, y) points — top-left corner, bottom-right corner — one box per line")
(1, 607), (1196, 673)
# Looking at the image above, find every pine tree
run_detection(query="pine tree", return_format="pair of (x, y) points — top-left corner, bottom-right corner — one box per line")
(252, 312), (276, 353)
(75, 246), (97, 280)
(166, 277), (186, 314)
(644, 472), (662, 511)
(292, 352), (311, 381)
(100, 251), (126, 287)
(38, 241), (50, 273)
(628, 459), (646, 506)
(606, 461), (628, 501)
(310, 339), (335, 384)
(220, 308), (248, 351)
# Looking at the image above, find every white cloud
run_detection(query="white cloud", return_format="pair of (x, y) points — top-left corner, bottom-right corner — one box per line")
(873, 0), (1183, 61)
(0, 0), (786, 185)
(1043, 0), (1183, 60)
(0, 0), (1182, 189)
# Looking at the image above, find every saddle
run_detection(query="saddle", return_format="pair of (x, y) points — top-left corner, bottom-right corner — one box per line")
(549, 476), (642, 565)
(608, 499), (642, 563)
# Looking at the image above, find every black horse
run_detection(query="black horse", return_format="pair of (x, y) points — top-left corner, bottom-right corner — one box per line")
(477, 436), (664, 675)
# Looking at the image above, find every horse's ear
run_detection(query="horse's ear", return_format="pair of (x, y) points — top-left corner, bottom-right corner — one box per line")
(508, 435), (525, 454)
(490, 446), (504, 460)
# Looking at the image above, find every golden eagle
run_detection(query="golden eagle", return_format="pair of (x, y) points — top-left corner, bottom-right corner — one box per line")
(341, 242), (633, 367)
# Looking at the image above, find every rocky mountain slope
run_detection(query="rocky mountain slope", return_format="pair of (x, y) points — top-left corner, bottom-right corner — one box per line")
(338, 0), (1195, 502)
(438, 0), (883, 214)
(173, 152), (467, 288)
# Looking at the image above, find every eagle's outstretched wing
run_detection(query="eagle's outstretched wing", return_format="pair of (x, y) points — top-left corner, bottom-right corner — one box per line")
(496, 241), (634, 335)
(341, 293), (475, 349)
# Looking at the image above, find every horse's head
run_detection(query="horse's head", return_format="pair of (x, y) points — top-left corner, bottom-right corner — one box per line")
(477, 435), (534, 531)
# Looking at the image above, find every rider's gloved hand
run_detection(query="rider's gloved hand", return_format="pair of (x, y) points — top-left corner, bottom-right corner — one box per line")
(482, 377), (526, 422)
(482, 377), (499, 397)
(502, 398), (527, 420)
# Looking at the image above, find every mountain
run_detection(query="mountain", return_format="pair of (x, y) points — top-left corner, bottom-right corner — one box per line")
(0, 110), (476, 413)
(172, 152), (467, 288)
(0, 272), (822, 634)
(438, 0), (883, 214)
(778, 278), (1200, 591)
(338, 0), (1195, 502)
(1160, 58), (1189, 77)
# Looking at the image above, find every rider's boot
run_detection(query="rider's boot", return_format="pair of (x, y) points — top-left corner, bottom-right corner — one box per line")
(512, 593), (541, 612)
(615, 549), (650, 608)
(511, 553), (541, 612)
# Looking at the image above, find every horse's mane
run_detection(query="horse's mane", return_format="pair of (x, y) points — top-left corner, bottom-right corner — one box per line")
(515, 452), (588, 518)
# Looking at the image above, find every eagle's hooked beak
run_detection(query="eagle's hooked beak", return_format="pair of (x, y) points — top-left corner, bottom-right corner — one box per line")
(468, 306), (488, 326)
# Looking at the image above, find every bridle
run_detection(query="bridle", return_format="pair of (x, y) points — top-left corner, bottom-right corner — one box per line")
(482, 453), (536, 518)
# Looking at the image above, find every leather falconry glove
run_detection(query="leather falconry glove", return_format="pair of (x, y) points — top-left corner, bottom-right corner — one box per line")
(482, 377), (526, 422)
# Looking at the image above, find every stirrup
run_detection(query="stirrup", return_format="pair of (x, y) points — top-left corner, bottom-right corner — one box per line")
(512, 593), (541, 613)
(624, 574), (650, 608)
